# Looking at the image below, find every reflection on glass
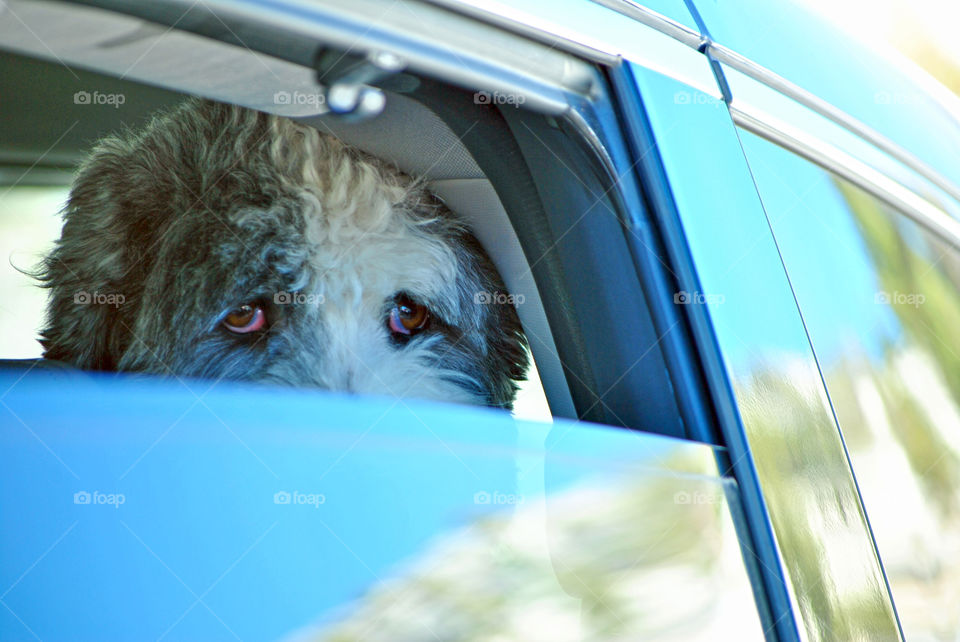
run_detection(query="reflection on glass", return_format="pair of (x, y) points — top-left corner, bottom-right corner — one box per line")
(1, 375), (765, 640)
(740, 128), (960, 640)
(734, 367), (897, 640)
(300, 448), (764, 641)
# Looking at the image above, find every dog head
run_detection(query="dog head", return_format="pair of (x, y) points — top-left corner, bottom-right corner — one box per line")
(38, 99), (528, 408)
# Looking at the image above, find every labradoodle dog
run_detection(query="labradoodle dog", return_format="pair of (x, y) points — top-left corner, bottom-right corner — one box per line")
(37, 99), (528, 408)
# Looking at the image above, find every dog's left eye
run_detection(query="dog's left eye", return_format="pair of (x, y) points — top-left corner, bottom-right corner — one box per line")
(388, 295), (430, 336)
(222, 304), (266, 334)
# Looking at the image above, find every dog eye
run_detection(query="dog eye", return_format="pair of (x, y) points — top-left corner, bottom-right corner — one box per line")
(222, 304), (266, 334)
(388, 295), (430, 336)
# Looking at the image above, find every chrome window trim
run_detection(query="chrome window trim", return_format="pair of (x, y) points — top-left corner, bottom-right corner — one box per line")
(709, 43), (960, 207)
(421, 0), (620, 65)
(732, 106), (960, 253)
(423, 0), (703, 56)
(720, 63), (960, 225)
(424, 0), (720, 99)
(586, 0), (702, 49)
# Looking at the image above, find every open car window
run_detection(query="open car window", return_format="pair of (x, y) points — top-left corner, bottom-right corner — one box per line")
(0, 0), (716, 441)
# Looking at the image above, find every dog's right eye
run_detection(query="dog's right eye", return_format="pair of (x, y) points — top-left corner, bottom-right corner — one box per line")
(387, 294), (431, 339)
(222, 304), (266, 334)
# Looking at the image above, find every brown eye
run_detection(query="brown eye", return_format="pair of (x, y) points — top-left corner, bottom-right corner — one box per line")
(388, 295), (430, 336)
(222, 304), (266, 333)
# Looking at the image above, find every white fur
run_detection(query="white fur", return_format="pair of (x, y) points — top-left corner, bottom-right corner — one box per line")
(264, 124), (478, 404)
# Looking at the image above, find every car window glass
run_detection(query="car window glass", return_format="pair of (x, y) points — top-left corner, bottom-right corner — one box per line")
(739, 128), (960, 639)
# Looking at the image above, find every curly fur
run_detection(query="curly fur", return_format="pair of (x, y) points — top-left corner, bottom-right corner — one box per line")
(37, 99), (528, 408)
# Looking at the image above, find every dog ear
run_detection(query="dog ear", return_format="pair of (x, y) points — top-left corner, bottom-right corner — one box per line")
(37, 136), (139, 370)
(480, 268), (530, 409)
(458, 232), (530, 409)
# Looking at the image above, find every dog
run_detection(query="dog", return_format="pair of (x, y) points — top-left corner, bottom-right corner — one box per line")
(37, 99), (528, 409)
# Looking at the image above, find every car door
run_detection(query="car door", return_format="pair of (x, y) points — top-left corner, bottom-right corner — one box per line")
(612, 58), (903, 640)
(691, 1), (960, 637)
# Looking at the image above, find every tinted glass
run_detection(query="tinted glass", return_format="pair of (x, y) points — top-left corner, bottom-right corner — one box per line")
(740, 128), (960, 639)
